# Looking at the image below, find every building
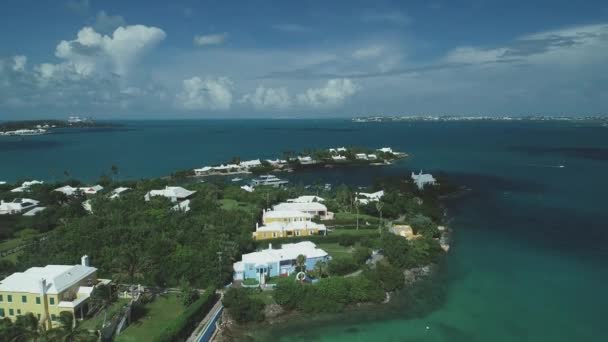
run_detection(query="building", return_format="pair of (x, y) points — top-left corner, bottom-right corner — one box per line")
(355, 153), (368, 160)
(377, 147), (394, 154)
(144, 186), (195, 203)
(240, 185), (255, 193)
(411, 171), (437, 189)
(79, 185), (103, 195)
(253, 220), (327, 240)
(0, 256), (110, 329)
(233, 241), (330, 282)
(367, 154), (378, 160)
(11, 180), (44, 193)
(356, 190), (384, 205)
(54, 185), (104, 196)
(287, 195), (325, 203)
(109, 187), (131, 199)
(0, 199), (40, 215)
(297, 156), (316, 165)
(272, 202), (332, 220)
(262, 209), (312, 224)
(332, 155), (346, 161)
(240, 159), (262, 168)
(389, 225), (421, 240)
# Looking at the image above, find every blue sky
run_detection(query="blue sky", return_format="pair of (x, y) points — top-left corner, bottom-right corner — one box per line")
(1, 0), (607, 119)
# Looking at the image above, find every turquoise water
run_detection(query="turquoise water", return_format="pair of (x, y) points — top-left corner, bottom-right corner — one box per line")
(1, 120), (607, 341)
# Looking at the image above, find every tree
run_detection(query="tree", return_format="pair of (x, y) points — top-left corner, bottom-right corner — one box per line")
(48, 311), (97, 342)
(313, 260), (328, 278)
(222, 288), (265, 323)
(296, 254), (306, 273)
(180, 279), (200, 307)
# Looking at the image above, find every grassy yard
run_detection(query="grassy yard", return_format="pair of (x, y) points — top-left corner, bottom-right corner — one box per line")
(333, 212), (379, 224)
(80, 298), (129, 331)
(220, 199), (256, 212)
(116, 293), (184, 342)
(248, 290), (275, 305)
(330, 229), (379, 237)
(316, 243), (353, 259)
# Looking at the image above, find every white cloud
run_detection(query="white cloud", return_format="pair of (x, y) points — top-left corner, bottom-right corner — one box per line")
(176, 76), (233, 110)
(52, 25), (166, 77)
(297, 79), (359, 107)
(193, 33), (228, 47)
(352, 46), (384, 59)
(240, 86), (291, 109)
(94, 11), (126, 33)
(12, 55), (27, 72)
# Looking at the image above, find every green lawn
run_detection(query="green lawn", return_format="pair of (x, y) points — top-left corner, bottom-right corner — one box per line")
(333, 212), (379, 223)
(248, 290), (275, 305)
(330, 229), (379, 237)
(116, 294), (184, 342)
(316, 243), (353, 259)
(80, 298), (129, 331)
(220, 199), (256, 212)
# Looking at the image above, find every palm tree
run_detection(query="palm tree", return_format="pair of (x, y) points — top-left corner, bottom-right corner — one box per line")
(353, 199), (360, 230)
(296, 254), (306, 273)
(48, 311), (97, 342)
(313, 261), (327, 278)
(376, 201), (384, 233)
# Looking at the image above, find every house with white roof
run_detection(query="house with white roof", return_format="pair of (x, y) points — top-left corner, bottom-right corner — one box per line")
(332, 155), (347, 161)
(0, 198), (40, 215)
(79, 185), (103, 195)
(254, 208), (328, 240)
(54, 185), (79, 196)
(377, 147), (394, 154)
(109, 187), (131, 199)
(171, 199), (191, 212)
(356, 190), (384, 205)
(0, 255), (110, 329)
(240, 185), (255, 193)
(266, 159), (287, 167)
(355, 153), (368, 160)
(297, 156), (316, 165)
(367, 154), (378, 160)
(233, 241), (330, 282)
(273, 202), (332, 220)
(287, 195), (325, 203)
(11, 180), (44, 193)
(144, 186), (196, 203)
(411, 171), (437, 189)
(240, 159), (262, 168)
(54, 185), (104, 197)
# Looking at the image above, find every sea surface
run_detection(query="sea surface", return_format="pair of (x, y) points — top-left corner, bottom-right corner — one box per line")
(1, 119), (607, 341)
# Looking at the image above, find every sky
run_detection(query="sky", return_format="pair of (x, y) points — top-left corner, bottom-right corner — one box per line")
(0, 0), (607, 119)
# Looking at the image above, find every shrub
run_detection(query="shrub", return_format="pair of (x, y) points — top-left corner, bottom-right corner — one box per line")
(222, 288), (265, 323)
(328, 257), (358, 276)
(352, 246), (371, 265)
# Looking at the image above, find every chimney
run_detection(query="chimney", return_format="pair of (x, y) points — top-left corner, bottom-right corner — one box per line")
(39, 278), (47, 295)
(81, 255), (90, 267)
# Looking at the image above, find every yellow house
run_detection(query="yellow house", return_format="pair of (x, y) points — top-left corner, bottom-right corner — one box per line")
(253, 210), (327, 240)
(389, 225), (422, 240)
(0, 255), (109, 329)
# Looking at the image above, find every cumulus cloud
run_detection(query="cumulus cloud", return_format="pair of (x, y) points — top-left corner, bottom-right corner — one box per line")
(94, 11), (126, 33)
(12, 55), (27, 72)
(176, 76), (233, 110)
(193, 33), (228, 47)
(297, 79), (359, 107)
(240, 86), (291, 109)
(51, 25), (166, 78)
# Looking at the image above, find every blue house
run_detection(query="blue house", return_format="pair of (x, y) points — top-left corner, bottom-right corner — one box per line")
(233, 241), (330, 283)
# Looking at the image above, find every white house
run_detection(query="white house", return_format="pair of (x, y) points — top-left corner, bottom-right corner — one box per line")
(273, 202), (331, 220)
(240, 185), (255, 193)
(0, 198), (40, 215)
(109, 187), (131, 199)
(356, 190), (384, 205)
(332, 155), (346, 161)
(411, 171), (437, 189)
(367, 154), (378, 160)
(54, 185), (78, 196)
(377, 147), (394, 154)
(240, 159), (262, 168)
(54, 185), (103, 196)
(287, 195), (325, 203)
(11, 180), (44, 193)
(297, 156), (316, 165)
(144, 186), (196, 203)
(266, 159), (287, 166)
(355, 153), (368, 160)
(328, 147), (347, 154)
(80, 185), (103, 195)
(193, 166), (213, 176)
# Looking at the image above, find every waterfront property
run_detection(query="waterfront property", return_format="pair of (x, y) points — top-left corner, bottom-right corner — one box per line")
(297, 156), (316, 165)
(0, 198), (40, 215)
(411, 171), (437, 189)
(389, 225), (421, 240)
(253, 208), (327, 240)
(144, 186), (195, 203)
(10, 180), (44, 193)
(233, 241), (330, 283)
(0, 255), (110, 329)
(54, 184), (104, 196)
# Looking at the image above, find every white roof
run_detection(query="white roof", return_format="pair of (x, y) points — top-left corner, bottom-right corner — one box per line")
(23, 207), (46, 216)
(377, 147), (393, 153)
(240, 159), (262, 167)
(239, 241), (328, 266)
(332, 155), (346, 160)
(171, 199), (191, 212)
(109, 187), (131, 199)
(287, 195), (325, 203)
(241, 185), (255, 192)
(266, 159), (287, 165)
(273, 202), (327, 213)
(298, 156), (313, 161)
(0, 264), (97, 294)
(146, 186), (195, 200)
(194, 166), (213, 172)
(263, 210), (312, 220)
(54, 185), (78, 196)
(358, 190), (384, 199)
(0, 181), (6, 185)
(1, 198), (40, 214)
(11, 180), (44, 193)
(256, 220), (326, 232)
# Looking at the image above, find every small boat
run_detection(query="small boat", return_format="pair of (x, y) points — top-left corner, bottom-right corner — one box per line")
(250, 175), (289, 187)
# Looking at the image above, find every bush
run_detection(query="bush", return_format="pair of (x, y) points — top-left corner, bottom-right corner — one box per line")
(338, 235), (356, 247)
(328, 257), (359, 276)
(222, 288), (265, 323)
(155, 287), (218, 342)
(352, 246), (371, 265)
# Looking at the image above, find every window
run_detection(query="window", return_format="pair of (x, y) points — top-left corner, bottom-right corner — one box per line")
(0, 294), (3, 302)
(16, 309), (21, 315)
(51, 314), (57, 321)
(0, 308), (4, 317)
(36, 297), (41, 304)
(272, 232), (276, 238)
(21, 295), (27, 303)
(37, 314), (41, 320)
(7, 295), (12, 303)
(9, 308), (14, 316)
(295, 230), (300, 236)
(49, 297), (55, 305)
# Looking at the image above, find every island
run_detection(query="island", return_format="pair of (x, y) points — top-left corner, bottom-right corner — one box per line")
(0, 117), (120, 136)
(0, 156), (457, 341)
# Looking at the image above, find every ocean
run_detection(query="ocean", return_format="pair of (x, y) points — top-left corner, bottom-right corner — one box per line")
(1, 119), (607, 341)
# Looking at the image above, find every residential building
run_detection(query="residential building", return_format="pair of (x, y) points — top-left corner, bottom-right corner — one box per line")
(233, 241), (330, 282)
(411, 171), (437, 189)
(79, 185), (103, 195)
(356, 190), (384, 205)
(286, 195), (325, 203)
(54, 185), (103, 196)
(367, 154), (378, 160)
(332, 155), (347, 161)
(297, 156), (316, 165)
(254, 209), (327, 240)
(11, 180), (44, 193)
(240, 185), (255, 193)
(54, 185), (78, 196)
(377, 147), (394, 154)
(109, 187), (131, 199)
(144, 186), (195, 203)
(262, 209), (312, 224)
(355, 153), (368, 160)
(389, 225), (421, 240)
(0, 199), (40, 215)
(0, 256), (110, 329)
(240, 159), (262, 168)
(272, 202), (332, 220)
